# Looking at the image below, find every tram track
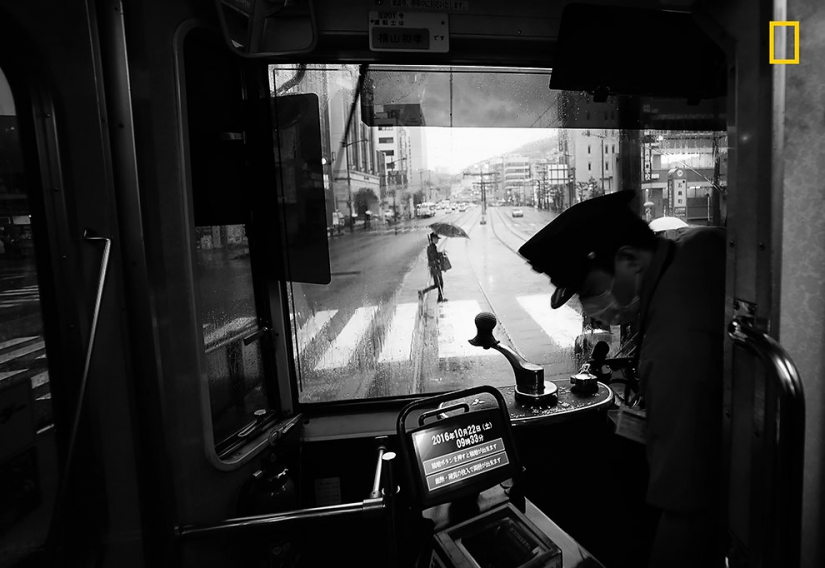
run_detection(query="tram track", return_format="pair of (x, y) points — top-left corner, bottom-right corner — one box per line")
(301, 207), (561, 400)
(458, 207), (537, 360)
(452, 206), (584, 370)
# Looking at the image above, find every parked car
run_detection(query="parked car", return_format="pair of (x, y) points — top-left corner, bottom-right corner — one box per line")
(511, 208), (524, 218)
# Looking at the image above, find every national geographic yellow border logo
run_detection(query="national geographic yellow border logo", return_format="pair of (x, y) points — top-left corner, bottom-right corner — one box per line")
(769, 21), (799, 64)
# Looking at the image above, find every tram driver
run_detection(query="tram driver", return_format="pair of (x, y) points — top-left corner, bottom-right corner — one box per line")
(518, 190), (726, 568)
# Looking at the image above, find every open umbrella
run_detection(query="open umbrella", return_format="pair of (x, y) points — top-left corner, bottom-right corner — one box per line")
(649, 216), (689, 232)
(429, 222), (470, 239)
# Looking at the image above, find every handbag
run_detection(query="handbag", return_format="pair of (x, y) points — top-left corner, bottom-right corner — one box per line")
(439, 251), (452, 271)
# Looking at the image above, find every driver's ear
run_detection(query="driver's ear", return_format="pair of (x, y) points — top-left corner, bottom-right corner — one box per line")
(614, 246), (644, 273)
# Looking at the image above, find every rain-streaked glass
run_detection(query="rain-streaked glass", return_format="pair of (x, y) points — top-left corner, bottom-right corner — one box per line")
(0, 65), (57, 565)
(268, 65), (727, 404)
(195, 225), (269, 443)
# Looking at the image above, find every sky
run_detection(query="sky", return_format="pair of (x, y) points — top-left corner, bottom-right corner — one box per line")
(424, 128), (553, 173)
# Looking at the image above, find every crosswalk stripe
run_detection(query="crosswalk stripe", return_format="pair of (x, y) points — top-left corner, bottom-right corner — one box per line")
(31, 371), (49, 389)
(296, 310), (337, 355)
(290, 292), (584, 371)
(0, 336), (37, 350)
(0, 341), (46, 365)
(437, 300), (497, 359)
(377, 303), (418, 362)
(0, 369), (26, 382)
(314, 306), (378, 370)
(517, 294), (582, 348)
(0, 290), (39, 296)
(203, 316), (256, 347)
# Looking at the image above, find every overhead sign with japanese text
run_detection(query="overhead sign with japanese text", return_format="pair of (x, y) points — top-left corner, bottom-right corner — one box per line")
(369, 11), (449, 53)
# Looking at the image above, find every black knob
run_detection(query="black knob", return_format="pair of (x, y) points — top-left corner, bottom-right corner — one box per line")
(469, 312), (500, 348)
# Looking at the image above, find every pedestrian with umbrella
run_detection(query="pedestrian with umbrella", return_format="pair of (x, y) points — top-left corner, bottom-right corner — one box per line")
(418, 222), (468, 303)
(419, 232), (447, 302)
(429, 221), (470, 239)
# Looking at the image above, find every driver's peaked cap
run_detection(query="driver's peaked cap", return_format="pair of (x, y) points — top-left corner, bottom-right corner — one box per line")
(518, 190), (640, 309)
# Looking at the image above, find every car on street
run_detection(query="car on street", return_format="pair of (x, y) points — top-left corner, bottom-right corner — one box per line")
(511, 208), (524, 218)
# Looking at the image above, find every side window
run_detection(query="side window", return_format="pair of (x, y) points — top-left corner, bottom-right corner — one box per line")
(0, 67), (57, 558)
(194, 225), (270, 447)
(183, 29), (278, 456)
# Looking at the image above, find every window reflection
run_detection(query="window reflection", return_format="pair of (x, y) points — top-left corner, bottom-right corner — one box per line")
(195, 225), (269, 445)
(0, 66), (57, 564)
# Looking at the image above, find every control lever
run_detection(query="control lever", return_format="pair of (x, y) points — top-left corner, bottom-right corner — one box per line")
(468, 312), (558, 404)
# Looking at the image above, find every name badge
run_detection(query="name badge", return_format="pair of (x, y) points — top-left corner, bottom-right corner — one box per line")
(615, 406), (647, 445)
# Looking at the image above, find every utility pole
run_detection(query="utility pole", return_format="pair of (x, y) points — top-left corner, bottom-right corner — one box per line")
(711, 133), (722, 226)
(345, 141), (354, 232)
(463, 170), (498, 225)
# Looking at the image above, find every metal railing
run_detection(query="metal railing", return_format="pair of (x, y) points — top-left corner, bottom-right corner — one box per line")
(178, 440), (396, 560)
(728, 317), (805, 567)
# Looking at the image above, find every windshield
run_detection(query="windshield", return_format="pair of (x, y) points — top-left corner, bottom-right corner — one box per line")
(270, 64), (727, 404)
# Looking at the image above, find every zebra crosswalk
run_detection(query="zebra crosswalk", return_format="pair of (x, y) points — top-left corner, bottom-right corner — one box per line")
(314, 306), (378, 370)
(0, 335), (51, 430)
(437, 300), (498, 359)
(0, 284), (39, 310)
(516, 294), (582, 348)
(291, 294), (583, 372)
(378, 303), (418, 363)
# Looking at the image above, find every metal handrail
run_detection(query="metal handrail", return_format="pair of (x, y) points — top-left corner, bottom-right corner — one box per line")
(177, 497), (385, 539)
(203, 319), (259, 354)
(728, 317), (805, 567)
(370, 437), (389, 499)
(45, 230), (112, 559)
(178, 442), (392, 541)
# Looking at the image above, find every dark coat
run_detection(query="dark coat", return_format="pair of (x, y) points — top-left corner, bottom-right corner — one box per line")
(637, 227), (726, 512)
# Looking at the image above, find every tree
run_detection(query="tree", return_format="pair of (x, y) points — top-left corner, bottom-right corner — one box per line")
(354, 188), (378, 215)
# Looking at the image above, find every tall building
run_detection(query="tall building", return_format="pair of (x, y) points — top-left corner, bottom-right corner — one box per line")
(502, 156), (530, 205)
(568, 129), (621, 197)
(407, 127), (428, 189)
(374, 124), (415, 217)
(642, 131), (726, 223)
(271, 64), (383, 223)
(555, 93), (621, 204)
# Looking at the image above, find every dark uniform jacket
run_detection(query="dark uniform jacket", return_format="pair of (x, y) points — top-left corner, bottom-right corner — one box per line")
(426, 242), (441, 273)
(637, 227), (726, 512)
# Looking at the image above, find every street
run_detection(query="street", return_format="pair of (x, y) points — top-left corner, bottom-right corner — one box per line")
(0, 258), (49, 430)
(0, 205), (612, 417)
(290, 205), (601, 403)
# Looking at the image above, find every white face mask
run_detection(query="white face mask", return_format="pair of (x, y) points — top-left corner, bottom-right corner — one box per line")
(580, 277), (640, 325)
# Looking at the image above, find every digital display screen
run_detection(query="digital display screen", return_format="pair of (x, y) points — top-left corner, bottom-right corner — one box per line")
(411, 408), (514, 504)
